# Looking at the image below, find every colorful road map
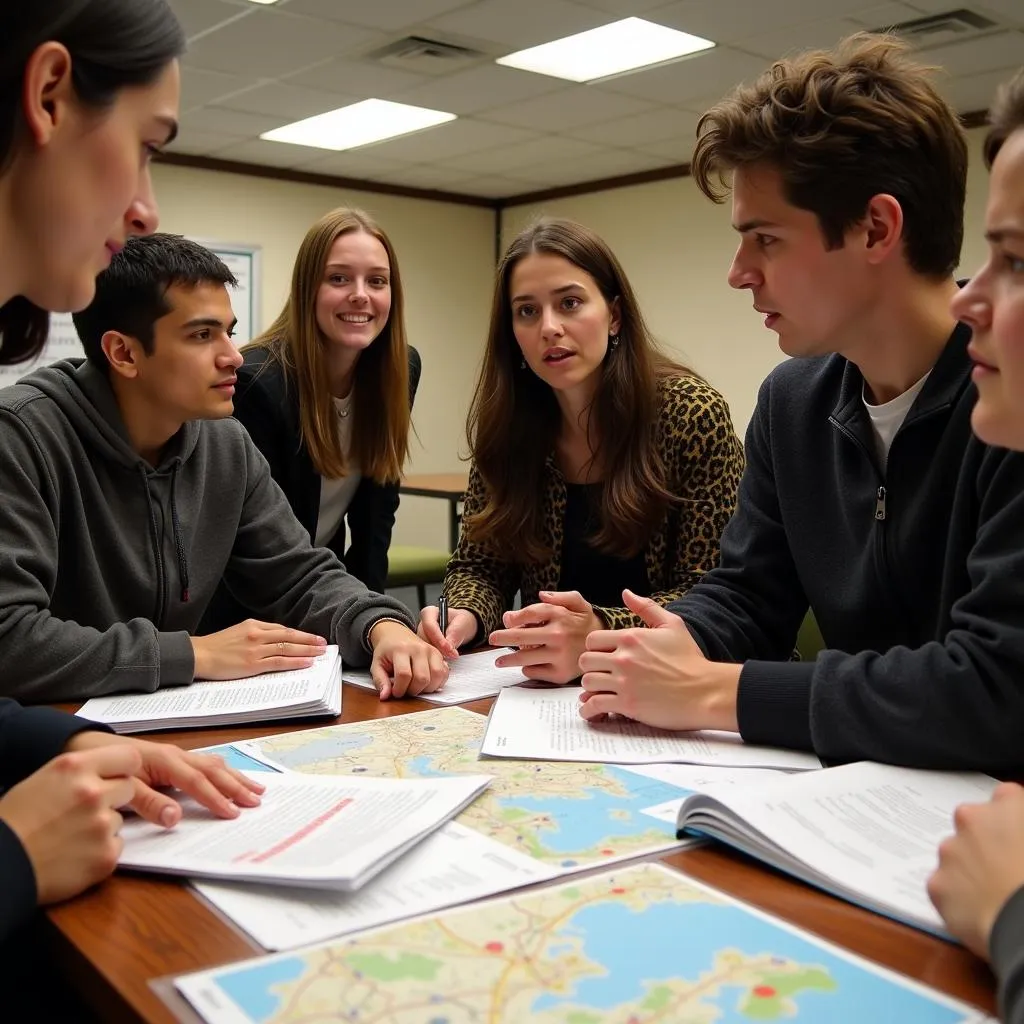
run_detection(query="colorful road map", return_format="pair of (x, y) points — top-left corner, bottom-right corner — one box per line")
(239, 707), (691, 870)
(174, 862), (987, 1024)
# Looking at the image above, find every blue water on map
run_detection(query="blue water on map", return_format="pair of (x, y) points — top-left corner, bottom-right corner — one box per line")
(529, 901), (967, 1022)
(215, 957), (306, 1021)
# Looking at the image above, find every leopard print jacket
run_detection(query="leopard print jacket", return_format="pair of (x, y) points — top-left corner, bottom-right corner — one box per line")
(442, 374), (745, 639)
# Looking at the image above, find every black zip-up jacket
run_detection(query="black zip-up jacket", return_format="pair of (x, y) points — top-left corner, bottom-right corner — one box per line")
(669, 324), (1024, 769)
(0, 700), (105, 941)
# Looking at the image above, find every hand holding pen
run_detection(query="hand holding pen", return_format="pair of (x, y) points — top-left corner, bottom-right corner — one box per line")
(417, 596), (478, 658)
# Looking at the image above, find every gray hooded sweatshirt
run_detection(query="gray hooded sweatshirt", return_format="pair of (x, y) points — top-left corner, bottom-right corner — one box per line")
(0, 359), (415, 703)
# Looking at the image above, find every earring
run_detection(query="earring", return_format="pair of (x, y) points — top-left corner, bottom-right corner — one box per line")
(520, 358), (527, 369)
(610, 334), (620, 349)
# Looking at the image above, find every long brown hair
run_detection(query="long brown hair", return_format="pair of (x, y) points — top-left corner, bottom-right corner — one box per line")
(245, 208), (411, 482)
(465, 217), (695, 563)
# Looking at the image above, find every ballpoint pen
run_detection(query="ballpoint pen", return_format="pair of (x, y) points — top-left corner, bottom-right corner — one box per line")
(438, 595), (449, 636)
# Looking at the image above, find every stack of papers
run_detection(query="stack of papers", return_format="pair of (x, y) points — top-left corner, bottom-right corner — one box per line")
(480, 684), (822, 770)
(342, 647), (527, 705)
(675, 760), (999, 937)
(77, 646), (342, 732)
(119, 770), (491, 891)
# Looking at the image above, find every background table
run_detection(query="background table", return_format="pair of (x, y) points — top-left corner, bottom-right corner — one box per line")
(400, 472), (469, 552)
(45, 688), (998, 1023)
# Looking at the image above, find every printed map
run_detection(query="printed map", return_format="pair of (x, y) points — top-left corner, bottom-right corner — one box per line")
(177, 862), (979, 1024)
(241, 707), (689, 869)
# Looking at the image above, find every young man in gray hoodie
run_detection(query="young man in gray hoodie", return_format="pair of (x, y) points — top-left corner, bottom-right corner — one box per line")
(0, 234), (446, 703)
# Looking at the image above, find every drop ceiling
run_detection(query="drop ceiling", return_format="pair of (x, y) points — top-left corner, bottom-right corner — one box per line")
(166, 0), (1024, 203)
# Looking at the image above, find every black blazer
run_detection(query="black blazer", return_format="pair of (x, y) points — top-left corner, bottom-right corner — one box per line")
(199, 347), (421, 632)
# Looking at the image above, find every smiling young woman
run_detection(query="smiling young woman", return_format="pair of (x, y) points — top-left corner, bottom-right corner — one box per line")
(203, 208), (418, 624)
(418, 217), (744, 685)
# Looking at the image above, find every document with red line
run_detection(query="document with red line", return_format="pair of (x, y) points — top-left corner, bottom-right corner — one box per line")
(117, 771), (492, 891)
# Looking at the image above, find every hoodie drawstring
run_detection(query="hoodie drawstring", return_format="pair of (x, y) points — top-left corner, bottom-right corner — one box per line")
(168, 462), (191, 603)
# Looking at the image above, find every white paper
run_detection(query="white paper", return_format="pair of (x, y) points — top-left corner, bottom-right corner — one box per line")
(481, 686), (822, 770)
(342, 647), (528, 705)
(77, 648), (341, 732)
(625, 764), (788, 823)
(119, 771), (491, 890)
(680, 762), (999, 932)
(195, 822), (555, 950)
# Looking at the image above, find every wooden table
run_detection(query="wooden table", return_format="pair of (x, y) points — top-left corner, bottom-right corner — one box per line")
(399, 472), (469, 551)
(44, 688), (998, 1023)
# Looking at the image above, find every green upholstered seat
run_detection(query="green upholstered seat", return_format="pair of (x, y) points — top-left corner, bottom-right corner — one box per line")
(386, 545), (451, 608)
(796, 608), (826, 661)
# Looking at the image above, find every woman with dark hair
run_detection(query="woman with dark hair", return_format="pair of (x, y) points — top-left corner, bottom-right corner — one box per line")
(928, 67), (1024, 1024)
(419, 218), (744, 684)
(0, 0), (263, 981)
(220, 207), (418, 601)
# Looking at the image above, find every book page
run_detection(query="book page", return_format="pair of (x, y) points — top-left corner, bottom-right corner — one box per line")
(343, 648), (527, 705)
(685, 762), (998, 929)
(119, 771), (490, 889)
(195, 822), (555, 950)
(480, 685), (821, 770)
(77, 647), (339, 724)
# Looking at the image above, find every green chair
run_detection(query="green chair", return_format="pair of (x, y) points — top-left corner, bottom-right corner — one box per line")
(386, 545), (451, 609)
(796, 608), (825, 661)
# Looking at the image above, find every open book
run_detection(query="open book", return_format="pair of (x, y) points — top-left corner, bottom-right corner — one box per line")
(118, 770), (491, 891)
(76, 646), (342, 732)
(675, 761), (999, 937)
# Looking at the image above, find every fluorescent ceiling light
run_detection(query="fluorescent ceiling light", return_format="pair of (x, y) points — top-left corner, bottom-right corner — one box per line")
(496, 17), (714, 83)
(260, 99), (456, 151)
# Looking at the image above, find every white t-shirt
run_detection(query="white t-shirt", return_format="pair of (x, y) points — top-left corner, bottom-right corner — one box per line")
(862, 372), (931, 470)
(315, 392), (362, 547)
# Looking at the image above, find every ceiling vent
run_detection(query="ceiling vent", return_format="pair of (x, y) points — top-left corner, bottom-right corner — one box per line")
(873, 8), (1000, 47)
(366, 35), (487, 75)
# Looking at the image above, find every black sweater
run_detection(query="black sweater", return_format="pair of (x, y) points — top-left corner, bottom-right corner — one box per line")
(670, 324), (1024, 770)
(0, 700), (103, 941)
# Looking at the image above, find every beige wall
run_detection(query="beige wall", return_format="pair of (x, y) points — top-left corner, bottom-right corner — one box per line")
(150, 162), (496, 548)
(501, 125), (992, 435)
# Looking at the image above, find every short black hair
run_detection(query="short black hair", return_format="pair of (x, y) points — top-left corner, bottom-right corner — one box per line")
(73, 234), (237, 370)
(984, 68), (1024, 169)
(0, 0), (185, 367)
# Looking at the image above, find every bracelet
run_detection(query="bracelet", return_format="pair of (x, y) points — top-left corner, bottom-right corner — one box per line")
(363, 616), (410, 651)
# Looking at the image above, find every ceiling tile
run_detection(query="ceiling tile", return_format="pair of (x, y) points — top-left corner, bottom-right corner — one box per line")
(454, 174), (540, 198)
(907, 0), (1024, 24)
(636, 135), (699, 162)
(207, 137), (337, 168)
(391, 65), (563, 116)
(181, 105), (285, 138)
(484, 86), (657, 130)
(845, 3), (923, 30)
(730, 16), (867, 60)
(435, 135), (607, 175)
(566, 106), (700, 146)
(941, 67), (1020, 113)
(573, 0), (678, 12)
(596, 47), (768, 105)
(426, 0), (609, 49)
(184, 9), (384, 79)
(918, 31), (1024, 80)
(359, 118), (540, 161)
(285, 59), (431, 99)
(280, 0), (472, 32)
(647, 0), (867, 44)
(510, 147), (676, 184)
(217, 82), (360, 120)
(372, 165), (481, 191)
(178, 67), (258, 112)
(294, 149), (425, 178)
(167, 0), (250, 40)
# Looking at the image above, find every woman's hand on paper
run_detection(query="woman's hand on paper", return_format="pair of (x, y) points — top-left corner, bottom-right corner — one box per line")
(0, 744), (140, 905)
(369, 620), (449, 700)
(418, 605), (478, 659)
(64, 731), (264, 828)
(191, 620), (328, 680)
(928, 782), (1024, 959)
(488, 591), (603, 685)
(577, 590), (740, 731)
